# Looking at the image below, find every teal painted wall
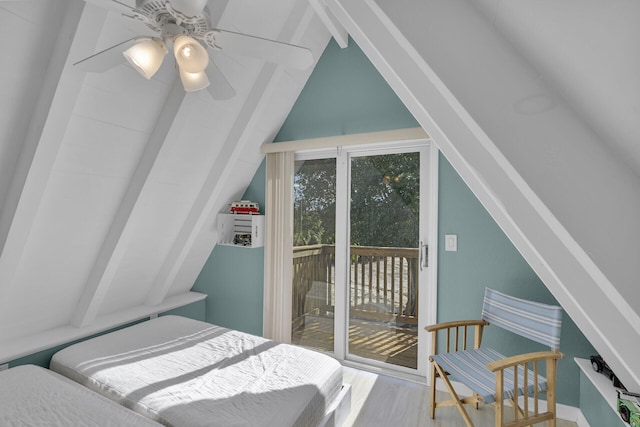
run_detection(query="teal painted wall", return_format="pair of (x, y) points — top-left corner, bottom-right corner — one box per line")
(194, 38), (596, 407)
(192, 161), (266, 336)
(159, 299), (206, 321)
(437, 155), (595, 407)
(580, 373), (626, 426)
(274, 38), (419, 141)
(192, 37), (417, 335)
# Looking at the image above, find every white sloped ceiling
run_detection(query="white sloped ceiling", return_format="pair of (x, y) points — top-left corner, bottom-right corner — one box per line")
(0, 0), (331, 361)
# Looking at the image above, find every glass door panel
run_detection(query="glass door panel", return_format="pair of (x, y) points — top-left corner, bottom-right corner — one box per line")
(291, 158), (337, 354)
(348, 152), (420, 369)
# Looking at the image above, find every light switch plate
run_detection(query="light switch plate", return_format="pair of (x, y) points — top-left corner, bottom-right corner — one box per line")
(445, 234), (458, 251)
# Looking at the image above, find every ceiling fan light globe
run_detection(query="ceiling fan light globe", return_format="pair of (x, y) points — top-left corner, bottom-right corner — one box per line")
(173, 35), (209, 73)
(123, 38), (167, 80)
(179, 68), (210, 92)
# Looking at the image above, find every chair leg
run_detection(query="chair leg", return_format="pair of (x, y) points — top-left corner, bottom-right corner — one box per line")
(548, 395), (557, 427)
(429, 362), (437, 419)
(433, 361), (475, 427)
(547, 358), (558, 427)
(494, 371), (504, 427)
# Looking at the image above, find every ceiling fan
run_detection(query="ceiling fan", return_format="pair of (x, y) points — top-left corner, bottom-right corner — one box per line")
(75, 0), (314, 99)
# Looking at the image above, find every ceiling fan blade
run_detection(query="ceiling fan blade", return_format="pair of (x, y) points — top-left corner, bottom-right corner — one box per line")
(204, 30), (314, 70)
(204, 58), (235, 100)
(74, 37), (139, 72)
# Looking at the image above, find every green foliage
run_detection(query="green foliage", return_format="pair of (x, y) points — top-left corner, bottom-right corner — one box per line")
(294, 158), (336, 246)
(350, 153), (419, 247)
(294, 153), (420, 248)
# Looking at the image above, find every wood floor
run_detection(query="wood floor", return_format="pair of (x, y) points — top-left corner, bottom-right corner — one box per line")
(294, 316), (578, 426)
(341, 367), (579, 427)
(293, 315), (417, 369)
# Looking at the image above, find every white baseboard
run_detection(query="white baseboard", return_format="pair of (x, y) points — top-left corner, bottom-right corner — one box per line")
(434, 380), (589, 426)
(575, 411), (591, 427)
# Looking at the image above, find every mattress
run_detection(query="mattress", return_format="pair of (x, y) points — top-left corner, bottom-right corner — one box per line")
(50, 315), (343, 427)
(0, 364), (160, 426)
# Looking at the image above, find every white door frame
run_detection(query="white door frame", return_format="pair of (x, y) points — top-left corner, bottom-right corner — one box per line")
(295, 138), (438, 379)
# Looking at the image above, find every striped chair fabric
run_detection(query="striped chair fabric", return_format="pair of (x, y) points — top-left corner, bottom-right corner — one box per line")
(481, 288), (563, 350)
(432, 348), (547, 403)
(432, 288), (561, 404)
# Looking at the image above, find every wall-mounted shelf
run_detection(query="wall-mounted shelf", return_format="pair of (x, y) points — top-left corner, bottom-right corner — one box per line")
(218, 214), (264, 248)
(575, 357), (621, 414)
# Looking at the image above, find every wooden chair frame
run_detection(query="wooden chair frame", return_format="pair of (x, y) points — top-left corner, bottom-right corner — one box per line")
(426, 293), (564, 427)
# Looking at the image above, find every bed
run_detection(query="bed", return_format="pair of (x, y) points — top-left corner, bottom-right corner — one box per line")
(0, 364), (161, 426)
(50, 315), (350, 427)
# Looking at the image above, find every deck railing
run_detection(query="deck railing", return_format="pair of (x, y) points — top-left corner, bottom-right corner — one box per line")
(292, 244), (419, 329)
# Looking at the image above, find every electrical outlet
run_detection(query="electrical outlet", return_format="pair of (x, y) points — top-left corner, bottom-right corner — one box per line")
(0, 364), (8, 371)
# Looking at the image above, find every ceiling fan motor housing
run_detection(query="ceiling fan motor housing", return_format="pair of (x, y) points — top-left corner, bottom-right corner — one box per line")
(134, 0), (210, 38)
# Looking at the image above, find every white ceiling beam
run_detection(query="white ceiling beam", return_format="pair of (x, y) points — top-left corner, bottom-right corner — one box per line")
(145, 65), (280, 307)
(0, 1), (102, 304)
(71, 80), (185, 328)
(308, 0), (349, 48)
(145, 1), (319, 307)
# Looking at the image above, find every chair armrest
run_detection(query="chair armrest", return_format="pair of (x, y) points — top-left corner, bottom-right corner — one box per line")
(486, 350), (564, 372)
(424, 319), (489, 333)
(425, 320), (490, 353)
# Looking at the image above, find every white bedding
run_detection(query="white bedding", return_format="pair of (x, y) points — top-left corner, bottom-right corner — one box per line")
(50, 315), (343, 427)
(0, 364), (160, 426)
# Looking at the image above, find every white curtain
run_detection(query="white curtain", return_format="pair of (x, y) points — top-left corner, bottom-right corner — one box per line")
(263, 151), (294, 342)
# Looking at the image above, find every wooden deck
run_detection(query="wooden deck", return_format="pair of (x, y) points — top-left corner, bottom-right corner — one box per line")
(292, 315), (418, 369)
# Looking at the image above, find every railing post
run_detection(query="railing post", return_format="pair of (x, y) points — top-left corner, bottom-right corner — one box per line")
(293, 245), (419, 325)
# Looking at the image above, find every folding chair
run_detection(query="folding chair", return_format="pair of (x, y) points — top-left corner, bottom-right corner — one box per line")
(426, 287), (564, 427)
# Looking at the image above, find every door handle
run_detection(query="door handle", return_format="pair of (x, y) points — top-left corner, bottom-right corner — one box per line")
(419, 241), (428, 270)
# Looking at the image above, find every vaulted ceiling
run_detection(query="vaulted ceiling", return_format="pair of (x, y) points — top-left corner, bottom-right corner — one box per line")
(0, 0), (331, 361)
(2, 0), (639, 395)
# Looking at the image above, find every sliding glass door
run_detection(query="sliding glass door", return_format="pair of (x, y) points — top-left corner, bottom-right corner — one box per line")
(291, 142), (434, 376)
